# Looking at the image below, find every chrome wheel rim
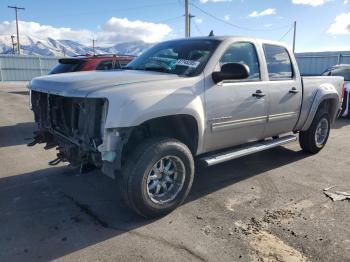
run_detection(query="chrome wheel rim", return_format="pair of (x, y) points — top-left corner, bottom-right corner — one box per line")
(146, 156), (186, 204)
(315, 118), (329, 148)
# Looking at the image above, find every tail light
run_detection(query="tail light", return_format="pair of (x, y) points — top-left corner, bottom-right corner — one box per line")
(341, 83), (346, 103)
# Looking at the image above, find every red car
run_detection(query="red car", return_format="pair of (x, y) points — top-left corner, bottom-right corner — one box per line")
(49, 54), (135, 74)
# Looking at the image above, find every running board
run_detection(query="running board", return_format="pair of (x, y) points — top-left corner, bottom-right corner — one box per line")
(201, 135), (297, 167)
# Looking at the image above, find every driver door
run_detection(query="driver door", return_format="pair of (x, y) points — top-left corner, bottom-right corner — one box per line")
(204, 41), (268, 152)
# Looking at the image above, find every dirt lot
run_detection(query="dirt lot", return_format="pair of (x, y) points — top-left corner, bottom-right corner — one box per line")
(0, 82), (349, 262)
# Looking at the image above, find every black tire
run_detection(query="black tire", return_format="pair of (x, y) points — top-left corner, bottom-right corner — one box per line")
(120, 137), (194, 218)
(299, 110), (331, 154)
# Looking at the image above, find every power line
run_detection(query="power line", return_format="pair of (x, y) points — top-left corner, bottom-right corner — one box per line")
(193, 21), (204, 36)
(279, 25), (294, 41)
(156, 15), (184, 23)
(191, 3), (292, 32)
(40, 2), (179, 20)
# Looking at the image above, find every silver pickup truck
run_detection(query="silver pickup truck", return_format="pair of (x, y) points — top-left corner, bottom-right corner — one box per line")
(29, 36), (344, 217)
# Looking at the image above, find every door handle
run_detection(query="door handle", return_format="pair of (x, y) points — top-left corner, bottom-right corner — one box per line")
(252, 90), (266, 98)
(289, 87), (299, 94)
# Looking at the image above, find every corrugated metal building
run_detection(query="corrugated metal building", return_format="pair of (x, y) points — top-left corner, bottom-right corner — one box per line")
(0, 54), (59, 81)
(295, 51), (350, 76)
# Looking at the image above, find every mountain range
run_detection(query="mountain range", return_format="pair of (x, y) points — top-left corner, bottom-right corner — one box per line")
(0, 34), (153, 57)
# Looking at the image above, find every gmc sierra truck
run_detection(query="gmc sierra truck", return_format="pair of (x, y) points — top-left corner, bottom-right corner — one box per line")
(28, 36), (345, 218)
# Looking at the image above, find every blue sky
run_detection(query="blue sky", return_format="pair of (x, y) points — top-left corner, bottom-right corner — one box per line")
(0, 0), (349, 51)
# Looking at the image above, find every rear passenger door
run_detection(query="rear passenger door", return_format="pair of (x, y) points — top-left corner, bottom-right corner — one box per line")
(263, 44), (302, 137)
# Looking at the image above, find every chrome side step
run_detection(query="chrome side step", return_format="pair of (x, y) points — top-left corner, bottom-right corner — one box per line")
(201, 135), (297, 166)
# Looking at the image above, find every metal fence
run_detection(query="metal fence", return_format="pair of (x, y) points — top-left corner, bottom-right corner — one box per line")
(295, 51), (350, 76)
(0, 54), (59, 81)
(1, 52), (350, 81)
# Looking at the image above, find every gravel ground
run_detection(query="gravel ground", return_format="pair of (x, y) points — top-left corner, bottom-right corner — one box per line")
(0, 82), (349, 262)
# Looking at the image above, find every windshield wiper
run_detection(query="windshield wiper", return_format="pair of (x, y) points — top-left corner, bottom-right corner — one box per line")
(123, 66), (135, 70)
(143, 66), (169, 73)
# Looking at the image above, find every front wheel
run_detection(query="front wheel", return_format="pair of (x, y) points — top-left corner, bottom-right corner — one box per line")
(299, 110), (331, 154)
(120, 138), (194, 218)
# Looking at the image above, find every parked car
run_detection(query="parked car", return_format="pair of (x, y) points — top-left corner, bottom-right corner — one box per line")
(322, 64), (350, 118)
(49, 54), (135, 74)
(28, 36), (344, 218)
(28, 54), (134, 108)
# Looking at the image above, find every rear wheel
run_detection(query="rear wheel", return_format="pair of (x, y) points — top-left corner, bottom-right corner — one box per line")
(299, 110), (331, 154)
(120, 138), (194, 218)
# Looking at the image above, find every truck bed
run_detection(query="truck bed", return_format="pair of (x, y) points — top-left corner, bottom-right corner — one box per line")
(295, 76), (344, 131)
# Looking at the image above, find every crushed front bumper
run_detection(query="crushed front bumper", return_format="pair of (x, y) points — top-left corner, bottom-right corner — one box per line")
(30, 90), (107, 168)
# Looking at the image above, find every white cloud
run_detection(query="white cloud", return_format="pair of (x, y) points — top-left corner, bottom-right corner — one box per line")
(248, 8), (276, 18)
(99, 17), (172, 44)
(327, 12), (350, 35)
(224, 14), (231, 21)
(0, 20), (93, 44)
(0, 17), (172, 46)
(344, 0), (349, 4)
(200, 0), (232, 3)
(292, 0), (332, 7)
(195, 18), (203, 24)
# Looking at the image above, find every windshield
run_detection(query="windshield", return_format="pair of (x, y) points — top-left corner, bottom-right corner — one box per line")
(125, 39), (221, 77)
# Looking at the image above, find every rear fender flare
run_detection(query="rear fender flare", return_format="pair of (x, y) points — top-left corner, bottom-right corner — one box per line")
(301, 84), (340, 131)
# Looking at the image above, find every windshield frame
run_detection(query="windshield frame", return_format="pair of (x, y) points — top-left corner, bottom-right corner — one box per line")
(125, 39), (221, 77)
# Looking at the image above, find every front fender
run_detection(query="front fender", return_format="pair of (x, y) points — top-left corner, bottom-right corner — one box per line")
(98, 76), (206, 154)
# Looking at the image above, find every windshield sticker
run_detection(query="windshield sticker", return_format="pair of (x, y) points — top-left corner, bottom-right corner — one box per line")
(175, 59), (200, 68)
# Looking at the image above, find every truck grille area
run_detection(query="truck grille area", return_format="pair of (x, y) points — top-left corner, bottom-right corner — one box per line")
(31, 90), (107, 166)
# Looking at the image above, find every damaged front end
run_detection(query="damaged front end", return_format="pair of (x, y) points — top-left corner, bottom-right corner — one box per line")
(29, 91), (129, 177)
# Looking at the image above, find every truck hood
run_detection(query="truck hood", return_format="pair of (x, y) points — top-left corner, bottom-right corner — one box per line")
(29, 70), (181, 97)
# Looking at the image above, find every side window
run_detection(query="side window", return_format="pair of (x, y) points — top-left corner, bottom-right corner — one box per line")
(263, 44), (293, 80)
(219, 42), (260, 80)
(96, 60), (113, 70)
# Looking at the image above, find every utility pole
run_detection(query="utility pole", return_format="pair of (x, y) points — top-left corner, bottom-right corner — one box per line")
(92, 39), (97, 55)
(185, 0), (189, 37)
(188, 14), (195, 37)
(293, 21), (297, 53)
(8, 6), (25, 55)
(10, 35), (16, 54)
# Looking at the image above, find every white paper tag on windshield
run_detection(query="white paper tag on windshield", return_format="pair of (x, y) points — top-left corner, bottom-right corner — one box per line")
(176, 59), (200, 68)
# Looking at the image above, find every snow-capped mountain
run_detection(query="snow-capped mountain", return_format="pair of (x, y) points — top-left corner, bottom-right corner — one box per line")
(0, 34), (153, 57)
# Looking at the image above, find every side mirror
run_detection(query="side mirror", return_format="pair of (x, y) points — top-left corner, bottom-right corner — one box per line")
(212, 63), (250, 84)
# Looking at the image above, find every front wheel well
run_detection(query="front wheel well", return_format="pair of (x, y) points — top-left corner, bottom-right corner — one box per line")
(121, 115), (199, 165)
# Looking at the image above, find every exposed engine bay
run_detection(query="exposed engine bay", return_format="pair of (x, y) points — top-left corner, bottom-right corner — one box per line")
(30, 90), (107, 171)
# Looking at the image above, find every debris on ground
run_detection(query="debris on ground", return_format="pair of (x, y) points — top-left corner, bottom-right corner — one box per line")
(250, 231), (309, 262)
(323, 186), (350, 202)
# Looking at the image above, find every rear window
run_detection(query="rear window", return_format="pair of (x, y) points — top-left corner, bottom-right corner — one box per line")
(96, 59), (132, 70)
(263, 44), (293, 80)
(49, 59), (84, 74)
(116, 60), (131, 68)
(331, 68), (350, 81)
(96, 60), (114, 70)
